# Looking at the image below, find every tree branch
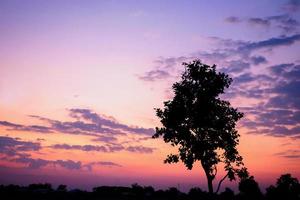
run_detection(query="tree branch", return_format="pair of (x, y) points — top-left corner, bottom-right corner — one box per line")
(215, 173), (228, 194)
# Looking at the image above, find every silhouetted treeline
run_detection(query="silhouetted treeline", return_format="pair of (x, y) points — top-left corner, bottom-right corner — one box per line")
(1, 174), (299, 200)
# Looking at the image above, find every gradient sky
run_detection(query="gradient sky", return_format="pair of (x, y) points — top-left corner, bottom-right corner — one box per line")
(1, 0), (300, 192)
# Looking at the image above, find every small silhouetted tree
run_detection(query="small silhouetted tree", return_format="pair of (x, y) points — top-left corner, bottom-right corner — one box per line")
(238, 176), (262, 200)
(153, 60), (247, 194)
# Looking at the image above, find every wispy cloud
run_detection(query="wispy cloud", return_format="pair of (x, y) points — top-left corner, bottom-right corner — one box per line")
(50, 143), (155, 154)
(125, 145), (155, 153)
(225, 16), (241, 23)
(0, 121), (52, 133)
(84, 161), (122, 171)
(282, 0), (300, 13)
(241, 34), (300, 51)
(0, 109), (154, 137)
(225, 14), (299, 33)
(0, 136), (122, 170)
(274, 149), (300, 159)
(248, 17), (271, 27)
(13, 157), (82, 170)
(138, 69), (171, 81)
(0, 136), (41, 156)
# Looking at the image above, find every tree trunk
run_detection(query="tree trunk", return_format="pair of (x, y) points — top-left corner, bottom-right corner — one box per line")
(201, 161), (214, 194)
(206, 173), (214, 194)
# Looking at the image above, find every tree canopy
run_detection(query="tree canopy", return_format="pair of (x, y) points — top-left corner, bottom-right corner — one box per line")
(153, 60), (247, 194)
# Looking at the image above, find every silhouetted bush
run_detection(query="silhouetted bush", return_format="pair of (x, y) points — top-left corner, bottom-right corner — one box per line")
(56, 184), (67, 192)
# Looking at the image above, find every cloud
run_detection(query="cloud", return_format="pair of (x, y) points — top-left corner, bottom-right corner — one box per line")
(68, 108), (154, 136)
(51, 143), (109, 152)
(0, 136), (122, 170)
(0, 121), (52, 133)
(13, 157), (50, 169)
(0, 109), (155, 170)
(96, 161), (122, 167)
(126, 146), (155, 153)
(225, 14), (299, 33)
(153, 56), (188, 69)
(207, 34), (300, 56)
(84, 161), (122, 171)
(54, 160), (82, 170)
(250, 56), (268, 65)
(0, 136), (41, 156)
(224, 60), (251, 73)
(194, 35), (298, 73)
(91, 135), (118, 143)
(0, 109), (155, 137)
(274, 150), (300, 159)
(265, 63), (300, 110)
(267, 15), (299, 33)
(138, 69), (170, 81)
(240, 34), (300, 52)
(0, 136), (82, 170)
(137, 56), (191, 82)
(268, 63), (296, 76)
(225, 16), (241, 23)
(234, 73), (256, 83)
(267, 83), (300, 110)
(282, 0), (300, 12)
(11, 156), (81, 170)
(274, 81), (300, 97)
(29, 115), (125, 136)
(11, 155), (122, 171)
(14, 156), (121, 170)
(246, 125), (300, 137)
(138, 33), (299, 83)
(50, 143), (155, 154)
(248, 17), (271, 27)
(232, 63), (300, 138)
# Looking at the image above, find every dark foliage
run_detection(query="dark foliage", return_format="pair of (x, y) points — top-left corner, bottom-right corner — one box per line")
(266, 174), (300, 200)
(153, 60), (247, 193)
(0, 174), (299, 200)
(237, 176), (263, 200)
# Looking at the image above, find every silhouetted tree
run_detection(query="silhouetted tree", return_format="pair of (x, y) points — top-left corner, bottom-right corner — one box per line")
(276, 174), (299, 193)
(153, 60), (247, 194)
(266, 174), (300, 200)
(238, 176), (262, 200)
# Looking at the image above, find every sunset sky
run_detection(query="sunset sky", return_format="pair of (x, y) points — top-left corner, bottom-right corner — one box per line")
(1, 0), (300, 192)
